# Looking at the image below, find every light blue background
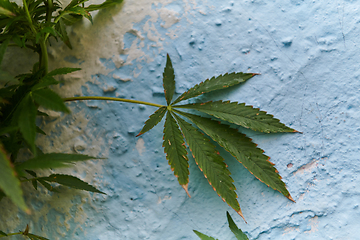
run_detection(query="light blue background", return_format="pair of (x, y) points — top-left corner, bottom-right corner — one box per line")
(1, 0), (360, 239)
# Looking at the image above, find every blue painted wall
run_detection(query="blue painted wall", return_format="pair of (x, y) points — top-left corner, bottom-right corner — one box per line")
(1, 0), (359, 239)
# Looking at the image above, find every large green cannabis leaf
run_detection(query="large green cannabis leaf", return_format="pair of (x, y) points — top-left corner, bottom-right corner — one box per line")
(137, 54), (297, 221)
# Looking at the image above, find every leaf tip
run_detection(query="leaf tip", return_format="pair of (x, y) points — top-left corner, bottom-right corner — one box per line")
(236, 209), (247, 224)
(287, 194), (296, 203)
(135, 132), (143, 137)
(182, 184), (191, 198)
(251, 73), (261, 76)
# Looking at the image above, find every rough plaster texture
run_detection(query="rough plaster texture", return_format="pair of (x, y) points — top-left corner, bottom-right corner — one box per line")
(1, 0), (360, 239)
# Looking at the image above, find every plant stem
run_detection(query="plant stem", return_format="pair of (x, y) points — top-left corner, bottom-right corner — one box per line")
(39, 39), (48, 74)
(64, 96), (165, 108)
(46, 0), (53, 23)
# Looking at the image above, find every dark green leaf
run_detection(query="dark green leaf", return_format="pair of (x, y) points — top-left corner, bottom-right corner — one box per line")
(16, 153), (99, 171)
(175, 101), (296, 133)
(0, 230), (7, 236)
(0, 143), (27, 212)
(67, 7), (92, 23)
(227, 212), (249, 240)
(163, 54), (175, 105)
(0, 126), (18, 135)
(31, 76), (59, 90)
(60, 13), (83, 25)
(41, 174), (105, 194)
(172, 72), (257, 105)
(18, 94), (37, 153)
(177, 111), (293, 201)
(64, 0), (88, 10)
(31, 179), (38, 190)
(0, 6), (15, 17)
(38, 179), (59, 192)
(136, 107), (167, 137)
(47, 67), (81, 77)
(25, 170), (37, 177)
(26, 233), (49, 240)
(193, 230), (217, 240)
(85, 0), (123, 12)
(172, 113), (245, 221)
(36, 126), (46, 135)
(163, 112), (190, 196)
(56, 19), (72, 49)
(32, 88), (70, 113)
(0, 39), (9, 65)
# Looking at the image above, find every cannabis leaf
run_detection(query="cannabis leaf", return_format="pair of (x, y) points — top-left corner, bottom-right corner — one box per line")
(193, 230), (218, 240)
(136, 106), (167, 137)
(194, 211), (249, 240)
(175, 101), (296, 133)
(163, 53), (175, 105)
(173, 113), (244, 220)
(136, 54), (297, 221)
(176, 111), (293, 201)
(227, 211), (249, 240)
(0, 143), (27, 212)
(38, 174), (105, 194)
(16, 153), (101, 171)
(17, 94), (37, 153)
(172, 72), (257, 105)
(32, 88), (70, 113)
(163, 112), (190, 196)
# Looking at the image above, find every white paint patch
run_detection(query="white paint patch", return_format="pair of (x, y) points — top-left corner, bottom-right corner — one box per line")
(283, 226), (300, 235)
(305, 216), (319, 233)
(294, 159), (318, 175)
(136, 138), (146, 156)
(158, 8), (180, 28)
(157, 195), (172, 204)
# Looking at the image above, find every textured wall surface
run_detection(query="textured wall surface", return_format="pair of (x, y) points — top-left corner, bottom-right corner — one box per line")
(1, 0), (360, 239)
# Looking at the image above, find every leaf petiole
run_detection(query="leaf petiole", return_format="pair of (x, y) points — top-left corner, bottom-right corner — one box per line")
(63, 96), (165, 108)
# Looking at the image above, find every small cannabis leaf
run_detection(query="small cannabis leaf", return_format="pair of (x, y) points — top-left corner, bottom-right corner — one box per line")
(227, 211), (249, 240)
(138, 54), (297, 221)
(38, 174), (105, 194)
(194, 211), (249, 240)
(0, 143), (28, 212)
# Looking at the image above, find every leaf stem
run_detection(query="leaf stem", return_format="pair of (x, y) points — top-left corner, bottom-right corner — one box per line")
(22, 0), (37, 34)
(63, 96), (165, 108)
(0, 232), (22, 238)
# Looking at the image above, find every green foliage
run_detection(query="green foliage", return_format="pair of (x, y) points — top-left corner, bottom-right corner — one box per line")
(194, 211), (249, 240)
(134, 55), (297, 221)
(0, 144), (27, 212)
(227, 212), (249, 240)
(0, 0), (121, 215)
(193, 230), (218, 240)
(0, 0), (296, 237)
(38, 174), (105, 194)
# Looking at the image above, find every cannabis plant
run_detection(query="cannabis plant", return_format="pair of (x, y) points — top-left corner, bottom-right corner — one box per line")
(0, 0), (297, 238)
(0, 0), (122, 225)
